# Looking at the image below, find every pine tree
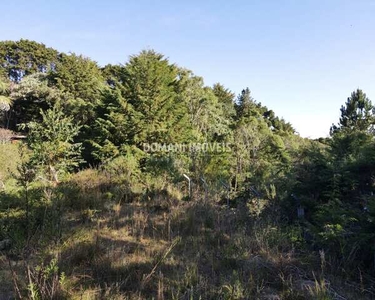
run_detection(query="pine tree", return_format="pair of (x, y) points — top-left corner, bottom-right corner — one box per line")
(235, 88), (257, 119)
(123, 50), (186, 146)
(49, 53), (106, 163)
(49, 53), (105, 125)
(20, 106), (83, 184)
(0, 39), (59, 82)
(330, 89), (375, 134)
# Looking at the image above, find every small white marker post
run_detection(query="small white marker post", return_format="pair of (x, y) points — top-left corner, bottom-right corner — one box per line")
(183, 174), (191, 199)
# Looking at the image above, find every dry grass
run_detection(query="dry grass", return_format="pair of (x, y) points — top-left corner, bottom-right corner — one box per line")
(28, 202), (365, 299)
(0, 128), (13, 144)
(2, 191), (375, 299)
(0, 142), (20, 183)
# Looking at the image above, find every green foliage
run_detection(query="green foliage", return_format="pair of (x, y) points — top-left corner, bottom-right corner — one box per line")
(0, 39), (59, 82)
(291, 89), (375, 272)
(123, 50), (186, 146)
(9, 73), (60, 128)
(232, 88), (293, 196)
(49, 53), (105, 124)
(0, 78), (11, 108)
(235, 87), (256, 119)
(104, 154), (144, 198)
(331, 89), (375, 134)
(0, 77), (11, 127)
(177, 70), (231, 142)
(27, 258), (67, 300)
(92, 88), (135, 161)
(20, 106), (83, 183)
(47, 53), (106, 163)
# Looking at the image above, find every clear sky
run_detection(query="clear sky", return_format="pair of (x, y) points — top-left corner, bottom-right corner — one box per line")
(1, 0), (374, 138)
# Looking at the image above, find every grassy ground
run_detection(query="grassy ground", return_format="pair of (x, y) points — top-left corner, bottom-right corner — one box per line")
(0, 143), (20, 182)
(1, 196), (374, 299)
(0, 154), (374, 299)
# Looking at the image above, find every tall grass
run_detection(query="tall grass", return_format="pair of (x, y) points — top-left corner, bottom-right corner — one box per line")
(1, 167), (374, 299)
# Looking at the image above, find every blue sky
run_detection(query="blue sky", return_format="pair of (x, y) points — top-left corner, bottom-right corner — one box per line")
(1, 0), (375, 138)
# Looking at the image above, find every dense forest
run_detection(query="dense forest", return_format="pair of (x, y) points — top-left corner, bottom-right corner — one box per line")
(1, 39), (375, 299)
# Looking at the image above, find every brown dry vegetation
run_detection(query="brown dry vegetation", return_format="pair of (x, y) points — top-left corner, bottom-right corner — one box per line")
(1, 177), (374, 299)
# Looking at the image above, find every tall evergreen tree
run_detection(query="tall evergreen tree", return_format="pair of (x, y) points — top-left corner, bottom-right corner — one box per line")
(49, 53), (105, 125)
(20, 106), (83, 184)
(49, 53), (106, 163)
(123, 50), (186, 146)
(330, 89), (375, 134)
(212, 83), (236, 132)
(235, 88), (257, 119)
(0, 39), (59, 82)
(93, 89), (135, 161)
